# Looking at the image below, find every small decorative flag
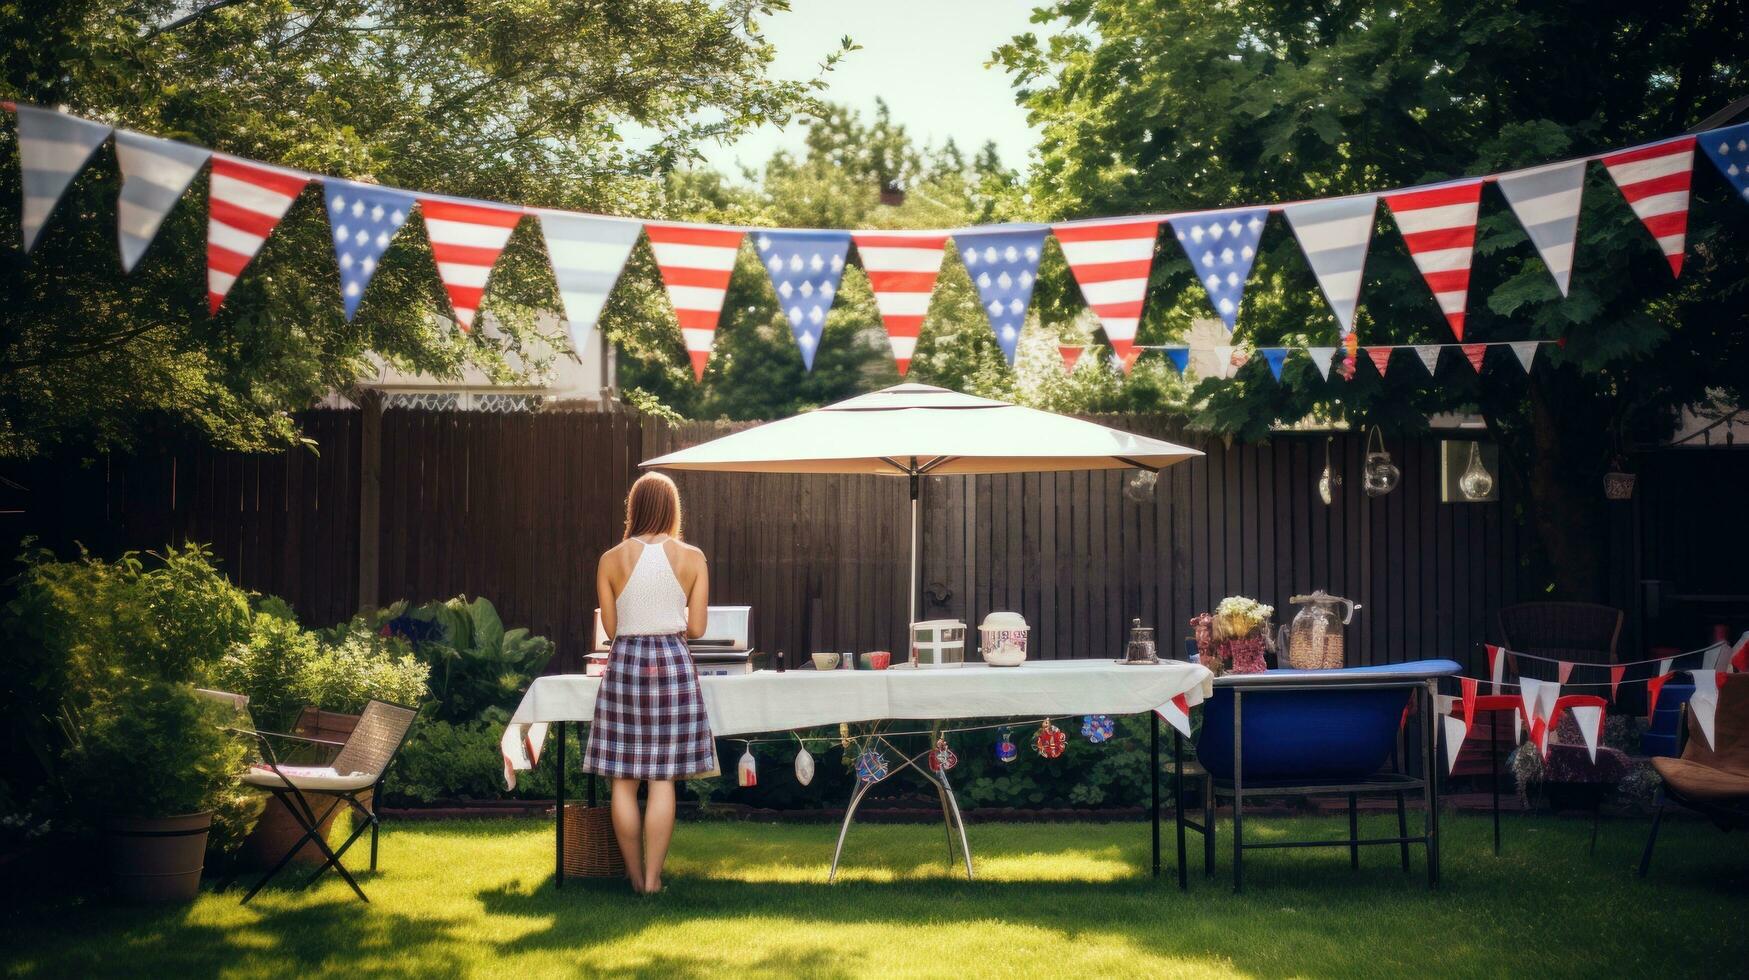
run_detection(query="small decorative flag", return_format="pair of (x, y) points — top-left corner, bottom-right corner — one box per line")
(755, 228), (851, 370)
(1567, 701), (1606, 763)
(1120, 346), (1144, 373)
(1557, 660), (1575, 685)
(1383, 180), (1483, 339)
(995, 726), (1018, 763)
(1462, 343), (1488, 373)
(1495, 159), (1586, 296)
(855, 747), (889, 784)
(852, 231), (948, 375)
(1282, 194), (1378, 339)
(324, 179), (416, 321)
(418, 195), (523, 332)
(1699, 122), (1749, 205)
(1443, 714), (1469, 774)
(928, 737), (959, 772)
(1167, 208), (1268, 334)
(1055, 217), (1162, 361)
(535, 210), (642, 355)
(737, 746), (757, 787)
(1734, 634), (1749, 673)
(1157, 693), (1194, 738)
(1213, 345), (1237, 378)
(955, 225), (1049, 364)
(114, 129), (210, 272)
(1647, 670), (1673, 720)
(1366, 347), (1392, 377)
(1460, 677), (1479, 731)
(1033, 719), (1067, 759)
(1305, 346), (1336, 381)
(1486, 644), (1505, 693)
(1519, 677), (1548, 728)
(207, 154), (311, 314)
(1609, 664), (1627, 701)
(1163, 347), (1190, 374)
(646, 222), (745, 380)
(1081, 715), (1115, 744)
(1510, 341), (1540, 374)
(1415, 344), (1443, 376)
(794, 745), (815, 786)
(15, 105), (112, 253)
(1058, 344), (1084, 373)
(1690, 672), (1721, 751)
(1601, 136), (1696, 277)
(1262, 347), (1288, 382)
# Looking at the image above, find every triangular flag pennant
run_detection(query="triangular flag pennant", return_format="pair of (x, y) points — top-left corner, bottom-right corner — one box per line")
(1557, 660), (1575, 685)
(114, 129), (210, 272)
(1601, 136), (1696, 277)
(646, 222), (744, 380)
(1058, 345), (1084, 374)
(207, 154), (311, 314)
(15, 105), (112, 252)
(324, 179), (416, 321)
(1519, 677), (1547, 728)
(1700, 122), (1749, 206)
(1120, 346), (1143, 374)
(1055, 217), (1162, 359)
(1167, 208), (1268, 333)
(1513, 707), (1522, 745)
(754, 229), (851, 371)
(1305, 346), (1336, 381)
(418, 195), (523, 333)
(1442, 714), (1469, 774)
(1510, 341), (1540, 374)
(1282, 195), (1378, 339)
(852, 231), (947, 376)
(1689, 671), (1721, 751)
(1486, 644), (1505, 694)
(1569, 703), (1604, 763)
(1213, 345), (1237, 379)
(1156, 693), (1194, 738)
(1461, 343), (1487, 373)
(955, 225), (1048, 364)
(1733, 633), (1749, 673)
(1495, 159), (1586, 297)
(1163, 347), (1190, 374)
(1366, 347), (1392, 377)
(1529, 715), (1550, 759)
(1262, 347), (1288, 381)
(1383, 180), (1483, 339)
(1415, 344), (1443, 376)
(1460, 677), (1478, 730)
(535, 210), (641, 355)
(1609, 665), (1626, 701)
(1659, 656), (1674, 677)
(1647, 670), (1673, 720)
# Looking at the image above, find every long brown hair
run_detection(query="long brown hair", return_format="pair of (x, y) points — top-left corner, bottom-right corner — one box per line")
(623, 472), (682, 540)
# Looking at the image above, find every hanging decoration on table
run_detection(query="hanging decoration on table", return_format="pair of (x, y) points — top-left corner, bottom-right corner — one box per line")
(1461, 343), (1488, 374)
(1510, 341), (1541, 374)
(647, 221), (745, 380)
(1602, 136), (1696, 277)
(1413, 344), (1443, 376)
(1700, 122), (1749, 202)
(207, 154), (311, 314)
(113, 129), (210, 272)
(1383, 181), (1483, 339)
(854, 747), (889, 784)
(1366, 347), (1392, 378)
(1609, 665), (1627, 701)
(1362, 426), (1400, 497)
(928, 737), (959, 772)
(995, 726), (1018, 764)
(955, 224), (1048, 365)
(1495, 159), (1586, 296)
(1168, 208), (1268, 334)
(1055, 217), (1162, 364)
(1157, 693), (1194, 738)
(1081, 715), (1116, 744)
(737, 745), (758, 787)
(15, 104), (112, 253)
(1306, 346), (1336, 381)
(793, 743), (815, 786)
(418, 195), (523, 332)
(1283, 195), (1378, 340)
(324, 179), (416, 321)
(535, 210), (642, 355)
(1033, 719), (1067, 759)
(1262, 347), (1288, 382)
(852, 231), (948, 375)
(755, 228), (851, 371)
(1059, 344), (1084, 373)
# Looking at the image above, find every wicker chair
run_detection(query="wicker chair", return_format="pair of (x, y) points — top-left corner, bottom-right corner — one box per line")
(224, 700), (420, 904)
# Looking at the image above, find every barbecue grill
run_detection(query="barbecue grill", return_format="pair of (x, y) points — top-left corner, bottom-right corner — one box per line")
(589, 605), (755, 676)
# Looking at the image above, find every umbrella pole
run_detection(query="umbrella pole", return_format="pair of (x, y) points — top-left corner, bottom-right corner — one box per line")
(908, 473), (920, 640)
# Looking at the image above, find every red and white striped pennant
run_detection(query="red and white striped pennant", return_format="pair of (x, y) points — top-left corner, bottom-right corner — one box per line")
(851, 231), (947, 375)
(207, 154), (310, 313)
(1383, 180), (1482, 340)
(1602, 136), (1696, 277)
(647, 222), (745, 381)
(1052, 218), (1161, 368)
(418, 196), (524, 332)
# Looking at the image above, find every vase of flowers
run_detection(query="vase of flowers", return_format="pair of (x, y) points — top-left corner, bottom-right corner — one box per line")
(1211, 596), (1275, 675)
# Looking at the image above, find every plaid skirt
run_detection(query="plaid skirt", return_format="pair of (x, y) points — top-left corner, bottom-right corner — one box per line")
(583, 632), (719, 780)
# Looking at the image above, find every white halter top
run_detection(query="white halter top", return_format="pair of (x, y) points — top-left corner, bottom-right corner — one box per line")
(615, 537), (689, 636)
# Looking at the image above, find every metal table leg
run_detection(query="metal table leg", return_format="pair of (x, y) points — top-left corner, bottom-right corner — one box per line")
(829, 735), (973, 883)
(1424, 680), (1441, 889)
(554, 720), (565, 889)
(1232, 689), (1244, 894)
(1151, 711), (1161, 879)
(1173, 727), (1188, 890)
(1348, 793), (1360, 870)
(1490, 709), (1502, 855)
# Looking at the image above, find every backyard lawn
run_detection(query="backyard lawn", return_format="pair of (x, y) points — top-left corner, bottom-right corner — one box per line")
(4, 813), (1746, 978)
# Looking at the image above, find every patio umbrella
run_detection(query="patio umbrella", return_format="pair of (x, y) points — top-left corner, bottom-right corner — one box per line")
(641, 383), (1202, 636)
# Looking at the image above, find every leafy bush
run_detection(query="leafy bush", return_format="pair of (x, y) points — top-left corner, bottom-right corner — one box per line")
(208, 610), (430, 733)
(361, 596), (553, 724)
(61, 681), (249, 821)
(294, 621), (430, 716)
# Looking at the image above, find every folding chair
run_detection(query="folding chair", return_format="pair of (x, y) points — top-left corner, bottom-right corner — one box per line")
(224, 699), (420, 903)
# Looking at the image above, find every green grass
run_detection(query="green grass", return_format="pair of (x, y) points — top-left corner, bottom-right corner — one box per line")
(5, 813), (1746, 978)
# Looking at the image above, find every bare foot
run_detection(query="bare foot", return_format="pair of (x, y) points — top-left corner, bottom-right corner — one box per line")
(626, 873), (646, 895)
(643, 875), (663, 895)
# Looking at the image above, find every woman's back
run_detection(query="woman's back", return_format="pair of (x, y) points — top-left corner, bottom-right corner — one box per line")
(613, 537), (689, 636)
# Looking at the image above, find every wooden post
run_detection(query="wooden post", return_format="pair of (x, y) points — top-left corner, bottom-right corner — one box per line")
(356, 390), (383, 612)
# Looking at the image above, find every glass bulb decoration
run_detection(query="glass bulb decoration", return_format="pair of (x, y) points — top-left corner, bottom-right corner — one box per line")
(1362, 426), (1400, 497)
(1124, 469), (1158, 503)
(1458, 442), (1495, 500)
(1317, 436), (1342, 505)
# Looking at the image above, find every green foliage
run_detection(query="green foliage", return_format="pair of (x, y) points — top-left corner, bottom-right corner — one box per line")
(60, 680), (248, 821)
(207, 611), (430, 733)
(363, 596), (554, 724)
(294, 621), (432, 717)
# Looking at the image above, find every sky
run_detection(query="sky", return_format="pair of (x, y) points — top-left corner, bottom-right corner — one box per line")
(692, 0), (1046, 176)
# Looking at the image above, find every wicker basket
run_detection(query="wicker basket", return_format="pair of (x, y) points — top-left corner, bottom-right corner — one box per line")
(561, 803), (625, 879)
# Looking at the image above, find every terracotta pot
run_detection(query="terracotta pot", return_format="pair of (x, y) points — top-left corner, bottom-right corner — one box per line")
(105, 811), (211, 903)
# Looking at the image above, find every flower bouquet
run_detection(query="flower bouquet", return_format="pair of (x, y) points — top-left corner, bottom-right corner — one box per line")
(1206, 596), (1275, 675)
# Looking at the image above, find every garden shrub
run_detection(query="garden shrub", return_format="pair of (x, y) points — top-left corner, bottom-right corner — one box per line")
(61, 681), (249, 822)
(208, 608), (430, 733)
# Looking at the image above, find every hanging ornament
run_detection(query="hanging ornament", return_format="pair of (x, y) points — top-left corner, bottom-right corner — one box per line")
(1458, 442), (1495, 500)
(1033, 719), (1067, 759)
(1124, 469), (1158, 503)
(995, 726), (1018, 763)
(794, 745), (816, 786)
(855, 748), (889, 784)
(1081, 715), (1116, 744)
(928, 737), (959, 772)
(1363, 426), (1400, 497)
(737, 746), (758, 787)
(1317, 435), (1342, 506)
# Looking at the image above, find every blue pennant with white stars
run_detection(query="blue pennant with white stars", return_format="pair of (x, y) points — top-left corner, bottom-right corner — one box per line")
(324, 179), (417, 321)
(1701, 122), (1749, 206)
(755, 229), (851, 370)
(1167, 208), (1268, 333)
(954, 225), (1048, 364)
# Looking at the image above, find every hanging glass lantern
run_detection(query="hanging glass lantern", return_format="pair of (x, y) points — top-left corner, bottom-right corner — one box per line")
(1458, 442), (1495, 500)
(1363, 426), (1400, 497)
(1124, 469), (1159, 503)
(1317, 435), (1342, 506)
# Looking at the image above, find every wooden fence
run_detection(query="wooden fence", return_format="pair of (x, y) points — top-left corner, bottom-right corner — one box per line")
(4, 407), (1740, 678)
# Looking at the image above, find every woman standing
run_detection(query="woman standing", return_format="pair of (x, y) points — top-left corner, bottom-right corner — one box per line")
(585, 472), (716, 894)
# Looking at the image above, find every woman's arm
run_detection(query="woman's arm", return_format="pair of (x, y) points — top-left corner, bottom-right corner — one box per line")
(596, 552), (617, 641)
(685, 553), (709, 640)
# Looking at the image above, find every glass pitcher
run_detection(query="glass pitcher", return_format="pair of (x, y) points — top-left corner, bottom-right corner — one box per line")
(1277, 592), (1360, 670)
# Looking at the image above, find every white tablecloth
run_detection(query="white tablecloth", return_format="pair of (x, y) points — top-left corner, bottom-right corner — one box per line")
(500, 659), (1213, 788)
